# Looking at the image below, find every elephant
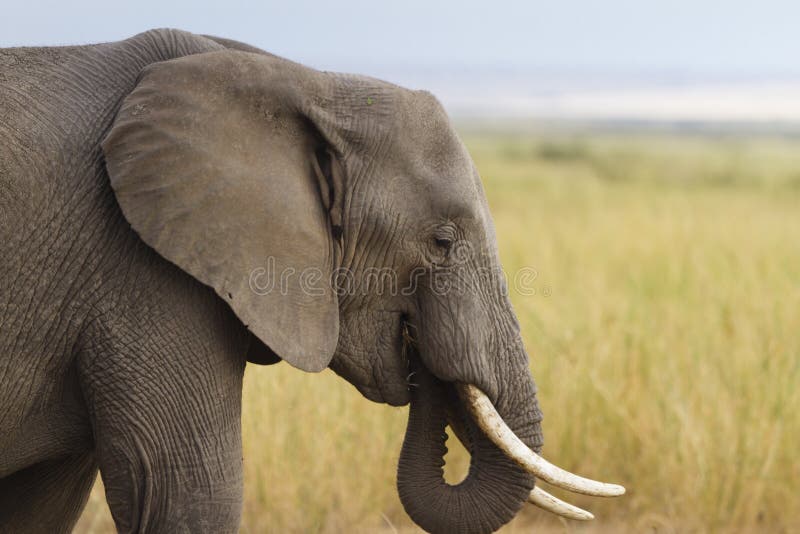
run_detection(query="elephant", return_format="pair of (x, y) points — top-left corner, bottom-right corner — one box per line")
(0, 29), (623, 533)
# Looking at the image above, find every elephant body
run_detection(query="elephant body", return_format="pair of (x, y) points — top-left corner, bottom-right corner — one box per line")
(0, 30), (251, 532)
(0, 28), (595, 534)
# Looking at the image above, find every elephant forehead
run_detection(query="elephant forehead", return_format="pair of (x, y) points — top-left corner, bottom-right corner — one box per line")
(393, 145), (484, 220)
(398, 94), (466, 161)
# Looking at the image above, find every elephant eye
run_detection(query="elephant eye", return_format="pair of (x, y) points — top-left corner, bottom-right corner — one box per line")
(434, 236), (453, 250)
(432, 224), (458, 255)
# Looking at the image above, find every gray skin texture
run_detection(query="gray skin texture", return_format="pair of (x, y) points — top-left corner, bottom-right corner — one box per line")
(0, 29), (543, 533)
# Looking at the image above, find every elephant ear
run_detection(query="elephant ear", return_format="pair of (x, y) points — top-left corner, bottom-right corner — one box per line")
(102, 50), (343, 372)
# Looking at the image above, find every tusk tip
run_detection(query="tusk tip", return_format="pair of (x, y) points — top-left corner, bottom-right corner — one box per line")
(528, 487), (595, 521)
(589, 482), (626, 497)
(571, 510), (594, 521)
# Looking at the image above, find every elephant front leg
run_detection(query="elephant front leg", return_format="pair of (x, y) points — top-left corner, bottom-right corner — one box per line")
(95, 429), (244, 534)
(77, 297), (248, 533)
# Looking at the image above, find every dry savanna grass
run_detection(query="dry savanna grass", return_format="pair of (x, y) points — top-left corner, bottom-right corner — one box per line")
(75, 130), (800, 533)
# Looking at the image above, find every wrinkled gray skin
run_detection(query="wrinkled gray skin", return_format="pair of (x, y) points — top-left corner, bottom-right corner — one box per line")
(0, 30), (543, 533)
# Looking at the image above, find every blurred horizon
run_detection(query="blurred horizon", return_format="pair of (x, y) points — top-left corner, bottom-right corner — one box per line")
(3, 0), (800, 125)
(338, 64), (800, 124)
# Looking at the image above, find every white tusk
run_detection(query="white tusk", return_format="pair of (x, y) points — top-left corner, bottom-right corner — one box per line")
(529, 487), (594, 521)
(458, 384), (626, 497)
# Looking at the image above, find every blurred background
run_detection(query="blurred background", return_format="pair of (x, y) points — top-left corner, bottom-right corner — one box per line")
(4, 1), (798, 532)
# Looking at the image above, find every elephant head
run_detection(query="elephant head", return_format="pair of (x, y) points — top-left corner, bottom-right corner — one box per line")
(102, 49), (623, 533)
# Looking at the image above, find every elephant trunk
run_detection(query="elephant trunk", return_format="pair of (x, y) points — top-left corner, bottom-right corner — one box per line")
(396, 362), (536, 534)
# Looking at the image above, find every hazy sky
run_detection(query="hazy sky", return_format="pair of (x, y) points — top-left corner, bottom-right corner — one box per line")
(4, 1), (799, 120)
(2, 0), (798, 77)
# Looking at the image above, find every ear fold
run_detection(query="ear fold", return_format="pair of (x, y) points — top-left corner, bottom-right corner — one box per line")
(102, 50), (341, 372)
(311, 147), (345, 238)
